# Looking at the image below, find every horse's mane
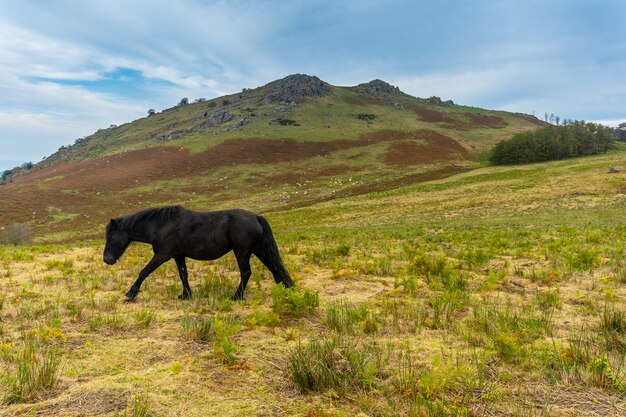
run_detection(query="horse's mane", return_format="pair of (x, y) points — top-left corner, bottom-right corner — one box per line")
(116, 205), (185, 230)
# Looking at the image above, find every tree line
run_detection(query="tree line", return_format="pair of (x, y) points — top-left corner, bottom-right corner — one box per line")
(490, 121), (617, 165)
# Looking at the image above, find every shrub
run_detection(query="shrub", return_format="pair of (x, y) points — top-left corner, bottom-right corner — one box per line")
(1, 223), (32, 245)
(273, 118), (299, 126)
(356, 113), (377, 122)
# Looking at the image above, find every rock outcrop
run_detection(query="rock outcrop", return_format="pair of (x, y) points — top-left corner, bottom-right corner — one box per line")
(260, 74), (332, 105)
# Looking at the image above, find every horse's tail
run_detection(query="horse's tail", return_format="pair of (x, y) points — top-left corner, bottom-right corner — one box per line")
(256, 215), (294, 288)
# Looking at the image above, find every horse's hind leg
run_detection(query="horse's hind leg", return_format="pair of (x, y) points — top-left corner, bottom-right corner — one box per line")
(174, 256), (192, 300)
(232, 250), (252, 301)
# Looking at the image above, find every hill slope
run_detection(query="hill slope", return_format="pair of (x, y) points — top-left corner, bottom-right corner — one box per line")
(1, 74), (545, 242)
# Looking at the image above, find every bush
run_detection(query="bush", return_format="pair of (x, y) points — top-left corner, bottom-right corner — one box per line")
(356, 113), (376, 122)
(1, 223), (32, 245)
(273, 118), (299, 126)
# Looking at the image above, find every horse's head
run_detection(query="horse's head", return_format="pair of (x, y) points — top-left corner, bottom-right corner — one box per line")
(103, 219), (130, 265)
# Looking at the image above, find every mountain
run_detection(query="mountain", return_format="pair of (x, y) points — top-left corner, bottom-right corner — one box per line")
(0, 74), (545, 242)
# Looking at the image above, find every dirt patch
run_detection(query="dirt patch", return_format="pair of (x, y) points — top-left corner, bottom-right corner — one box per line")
(33, 389), (129, 416)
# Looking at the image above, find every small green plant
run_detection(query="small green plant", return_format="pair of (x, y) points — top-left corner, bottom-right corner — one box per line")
(212, 315), (240, 365)
(44, 259), (75, 276)
(535, 288), (562, 311)
(271, 285), (319, 317)
(568, 248), (601, 271)
(133, 309), (156, 329)
(245, 308), (281, 328)
(129, 393), (151, 417)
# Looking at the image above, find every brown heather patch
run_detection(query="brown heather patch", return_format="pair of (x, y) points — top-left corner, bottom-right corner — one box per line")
(464, 112), (508, 128)
(412, 106), (459, 124)
(381, 130), (471, 165)
(411, 104), (508, 130)
(515, 113), (549, 127)
(1, 130), (471, 241)
(341, 95), (386, 106)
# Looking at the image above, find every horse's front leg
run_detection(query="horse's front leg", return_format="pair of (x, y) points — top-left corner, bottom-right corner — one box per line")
(174, 256), (192, 300)
(125, 254), (169, 301)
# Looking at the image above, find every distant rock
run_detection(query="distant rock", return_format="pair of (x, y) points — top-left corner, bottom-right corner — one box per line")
(154, 130), (185, 141)
(609, 166), (623, 173)
(203, 109), (234, 127)
(427, 96), (454, 106)
(236, 117), (252, 127)
(260, 74), (332, 105)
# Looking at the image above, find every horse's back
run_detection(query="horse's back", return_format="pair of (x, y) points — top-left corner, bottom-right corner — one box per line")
(177, 208), (263, 259)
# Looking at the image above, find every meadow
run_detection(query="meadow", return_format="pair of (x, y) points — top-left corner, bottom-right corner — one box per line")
(0, 148), (625, 416)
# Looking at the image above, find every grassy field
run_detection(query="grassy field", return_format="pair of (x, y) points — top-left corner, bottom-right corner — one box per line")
(1, 149), (625, 416)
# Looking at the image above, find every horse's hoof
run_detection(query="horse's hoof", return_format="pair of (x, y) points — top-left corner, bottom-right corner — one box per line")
(178, 293), (192, 300)
(231, 294), (244, 301)
(124, 291), (137, 302)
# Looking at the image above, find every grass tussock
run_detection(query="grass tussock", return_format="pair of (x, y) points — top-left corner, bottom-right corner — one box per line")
(2, 340), (62, 404)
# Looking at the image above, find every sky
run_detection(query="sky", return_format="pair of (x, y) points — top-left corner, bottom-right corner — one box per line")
(1, 0), (625, 172)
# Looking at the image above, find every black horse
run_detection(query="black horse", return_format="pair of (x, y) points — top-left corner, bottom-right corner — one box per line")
(103, 206), (294, 301)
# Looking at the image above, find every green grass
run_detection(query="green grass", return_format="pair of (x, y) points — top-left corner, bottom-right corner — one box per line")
(0, 148), (625, 415)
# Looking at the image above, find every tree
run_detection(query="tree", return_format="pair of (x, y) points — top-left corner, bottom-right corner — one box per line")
(148, 108), (156, 116)
(616, 122), (626, 141)
(178, 98), (189, 107)
(490, 121), (616, 165)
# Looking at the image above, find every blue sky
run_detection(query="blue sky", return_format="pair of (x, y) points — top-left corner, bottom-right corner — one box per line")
(1, 0), (625, 172)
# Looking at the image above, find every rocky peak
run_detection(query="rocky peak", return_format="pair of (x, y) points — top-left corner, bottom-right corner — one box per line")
(353, 79), (401, 98)
(260, 74), (332, 105)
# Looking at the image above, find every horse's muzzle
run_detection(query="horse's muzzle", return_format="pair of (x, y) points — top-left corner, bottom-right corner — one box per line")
(103, 254), (117, 265)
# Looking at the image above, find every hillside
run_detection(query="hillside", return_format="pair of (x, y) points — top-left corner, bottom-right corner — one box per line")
(0, 74), (545, 242)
